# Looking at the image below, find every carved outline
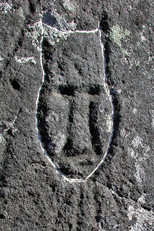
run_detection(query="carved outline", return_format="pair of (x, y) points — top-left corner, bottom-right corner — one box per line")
(35, 21), (114, 183)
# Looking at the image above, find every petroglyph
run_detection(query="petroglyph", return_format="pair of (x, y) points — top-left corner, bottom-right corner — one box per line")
(36, 20), (114, 181)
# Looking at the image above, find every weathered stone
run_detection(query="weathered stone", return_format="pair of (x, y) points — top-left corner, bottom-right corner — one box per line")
(0, 0), (153, 230)
(37, 29), (113, 179)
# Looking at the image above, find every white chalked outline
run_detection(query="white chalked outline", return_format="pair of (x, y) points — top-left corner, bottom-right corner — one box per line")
(35, 21), (115, 183)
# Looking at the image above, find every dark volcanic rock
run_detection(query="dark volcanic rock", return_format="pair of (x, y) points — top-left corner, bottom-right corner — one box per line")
(0, 0), (153, 230)
(37, 30), (113, 179)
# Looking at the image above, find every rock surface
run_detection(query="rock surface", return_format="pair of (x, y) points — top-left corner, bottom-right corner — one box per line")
(0, 0), (153, 230)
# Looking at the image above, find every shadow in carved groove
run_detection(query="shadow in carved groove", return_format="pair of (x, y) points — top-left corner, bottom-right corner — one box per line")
(89, 101), (102, 155)
(100, 12), (121, 159)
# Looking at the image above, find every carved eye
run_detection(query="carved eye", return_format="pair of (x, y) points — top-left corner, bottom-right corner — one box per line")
(88, 85), (101, 95)
(59, 85), (77, 96)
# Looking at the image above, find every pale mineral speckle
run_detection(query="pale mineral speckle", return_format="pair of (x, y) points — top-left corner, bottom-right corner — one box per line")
(110, 24), (130, 47)
(140, 31), (146, 42)
(141, 35), (146, 42)
(116, 89), (122, 94)
(134, 163), (145, 184)
(134, 60), (140, 67)
(147, 55), (154, 65)
(128, 147), (136, 158)
(110, 24), (130, 54)
(0, 55), (4, 67)
(120, 128), (129, 137)
(132, 136), (150, 156)
(0, 133), (6, 163)
(132, 136), (142, 148)
(106, 115), (113, 133)
(149, 109), (154, 128)
(137, 194), (146, 204)
(62, 0), (77, 13)
(0, 2), (12, 14)
(128, 205), (154, 231)
(0, 55), (4, 61)
(25, 20), (43, 51)
(131, 136), (151, 185)
(121, 48), (129, 55)
(0, 134), (4, 143)
(54, 133), (66, 154)
(98, 222), (105, 231)
(45, 111), (59, 123)
(133, 108), (138, 114)
(15, 56), (37, 65)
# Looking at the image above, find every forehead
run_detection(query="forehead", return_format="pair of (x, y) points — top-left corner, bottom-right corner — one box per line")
(43, 32), (104, 88)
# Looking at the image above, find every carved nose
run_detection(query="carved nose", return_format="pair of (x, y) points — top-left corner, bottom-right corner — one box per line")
(63, 91), (91, 155)
(59, 85), (101, 156)
(72, 92), (91, 153)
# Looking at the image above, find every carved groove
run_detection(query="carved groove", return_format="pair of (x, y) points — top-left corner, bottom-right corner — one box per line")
(89, 102), (102, 155)
(59, 85), (77, 96)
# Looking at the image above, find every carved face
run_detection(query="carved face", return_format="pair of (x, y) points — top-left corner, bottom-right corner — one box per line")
(37, 30), (113, 179)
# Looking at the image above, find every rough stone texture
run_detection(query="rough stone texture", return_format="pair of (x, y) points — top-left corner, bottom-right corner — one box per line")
(0, 0), (153, 230)
(38, 30), (113, 179)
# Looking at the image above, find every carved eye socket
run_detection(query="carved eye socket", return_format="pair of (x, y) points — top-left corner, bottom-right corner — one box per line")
(10, 79), (20, 91)
(59, 85), (77, 96)
(88, 85), (101, 95)
(58, 85), (101, 96)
